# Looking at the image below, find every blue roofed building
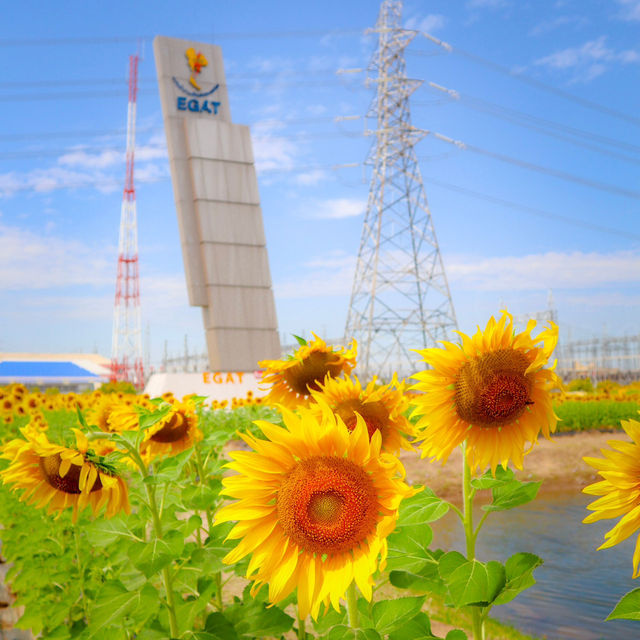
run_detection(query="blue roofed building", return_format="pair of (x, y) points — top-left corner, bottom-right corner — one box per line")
(0, 353), (110, 391)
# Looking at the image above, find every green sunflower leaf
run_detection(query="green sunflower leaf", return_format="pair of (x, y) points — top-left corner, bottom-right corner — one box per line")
(397, 487), (450, 526)
(128, 529), (184, 578)
(151, 446), (195, 482)
(483, 479), (541, 512)
(439, 554), (493, 607)
(388, 612), (438, 640)
(225, 599), (294, 638)
(607, 588), (640, 620)
(75, 403), (89, 430)
(386, 527), (435, 573)
(326, 626), (382, 640)
(85, 516), (142, 548)
(312, 606), (348, 634)
(493, 553), (543, 606)
(470, 465), (513, 490)
(182, 481), (222, 511)
(88, 581), (158, 636)
(372, 596), (426, 634)
(137, 404), (172, 431)
(204, 611), (240, 639)
(292, 334), (308, 346)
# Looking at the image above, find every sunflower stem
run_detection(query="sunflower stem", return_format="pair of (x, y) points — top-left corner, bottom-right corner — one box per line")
(215, 571), (223, 611)
(194, 444), (222, 609)
(346, 581), (360, 629)
(297, 607), (307, 639)
(144, 480), (180, 638)
(130, 448), (180, 640)
(73, 526), (87, 621)
(194, 445), (214, 534)
(462, 443), (485, 640)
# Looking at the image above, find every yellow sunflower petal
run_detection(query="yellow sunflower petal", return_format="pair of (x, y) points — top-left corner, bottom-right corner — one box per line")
(217, 404), (412, 618)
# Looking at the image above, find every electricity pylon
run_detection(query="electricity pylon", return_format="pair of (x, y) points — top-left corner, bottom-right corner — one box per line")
(111, 54), (144, 388)
(345, 0), (458, 381)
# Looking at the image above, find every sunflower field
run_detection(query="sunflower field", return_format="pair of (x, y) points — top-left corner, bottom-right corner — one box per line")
(1, 313), (640, 640)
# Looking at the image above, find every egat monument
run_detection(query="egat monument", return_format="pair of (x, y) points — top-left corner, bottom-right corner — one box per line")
(153, 36), (281, 371)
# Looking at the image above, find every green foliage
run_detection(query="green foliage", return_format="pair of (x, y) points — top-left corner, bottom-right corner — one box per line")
(474, 466), (541, 513)
(596, 380), (621, 394)
(606, 588), (640, 621)
(0, 400), (543, 640)
(98, 380), (137, 394)
(555, 400), (639, 431)
(566, 378), (594, 392)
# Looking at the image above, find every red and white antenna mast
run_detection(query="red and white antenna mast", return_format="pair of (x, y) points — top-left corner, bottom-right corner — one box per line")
(111, 54), (144, 388)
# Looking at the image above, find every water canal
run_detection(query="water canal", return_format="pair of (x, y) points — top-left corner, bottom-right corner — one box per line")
(431, 491), (638, 639)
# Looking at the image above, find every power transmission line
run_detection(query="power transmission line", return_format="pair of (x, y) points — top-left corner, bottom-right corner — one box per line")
(418, 83), (640, 163)
(421, 176), (640, 241)
(417, 32), (640, 127)
(0, 28), (364, 47)
(432, 132), (640, 200)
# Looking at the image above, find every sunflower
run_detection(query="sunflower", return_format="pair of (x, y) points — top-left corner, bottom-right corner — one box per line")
(583, 418), (640, 577)
(215, 406), (413, 619)
(259, 335), (357, 409)
(411, 310), (559, 473)
(141, 399), (202, 460)
(0, 427), (129, 522)
(308, 374), (415, 454)
(86, 396), (126, 433)
(105, 401), (142, 433)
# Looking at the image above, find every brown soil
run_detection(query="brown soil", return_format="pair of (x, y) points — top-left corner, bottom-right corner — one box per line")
(399, 430), (615, 503)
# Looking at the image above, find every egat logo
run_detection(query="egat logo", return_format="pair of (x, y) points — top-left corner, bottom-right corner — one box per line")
(172, 47), (221, 115)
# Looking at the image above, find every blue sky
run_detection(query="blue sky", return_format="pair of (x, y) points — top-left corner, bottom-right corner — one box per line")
(0, 0), (638, 368)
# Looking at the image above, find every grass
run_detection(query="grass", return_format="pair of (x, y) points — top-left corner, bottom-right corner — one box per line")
(554, 400), (639, 432)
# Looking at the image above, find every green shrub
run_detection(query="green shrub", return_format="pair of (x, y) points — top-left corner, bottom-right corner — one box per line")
(566, 378), (594, 393)
(596, 380), (621, 394)
(98, 380), (137, 394)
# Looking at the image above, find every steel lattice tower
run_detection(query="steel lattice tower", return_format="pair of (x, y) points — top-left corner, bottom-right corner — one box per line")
(345, 0), (458, 381)
(111, 55), (144, 388)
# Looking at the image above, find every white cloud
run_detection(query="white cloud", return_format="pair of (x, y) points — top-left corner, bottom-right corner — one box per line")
(529, 15), (588, 36)
(617, 0), (640, 21)
(0, 139), (169, 197)
(58, 148), (122, 169)
(446, 250), (640, 291)
(467, 0), (508, 7)
(565, 292), (640, 308)
(295, 170), (328, 186)
(405, 14), (446, 34)
(309, 197), (366, 219)
(274, 251), (356, 299)
(276, 249), (640, 300)
(252, 120), (298, 174)
(535, 36), (639, 82)
(0, 223), (115, 290)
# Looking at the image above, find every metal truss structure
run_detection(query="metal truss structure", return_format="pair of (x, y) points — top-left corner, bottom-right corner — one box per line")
(514, 294), (640, 382)
(111, 55), (144, 388)
(556, 335), (640, 383)
(345, 0), (458, 381)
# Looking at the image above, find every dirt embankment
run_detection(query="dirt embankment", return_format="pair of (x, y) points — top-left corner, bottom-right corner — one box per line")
(399, 430), (616, 502)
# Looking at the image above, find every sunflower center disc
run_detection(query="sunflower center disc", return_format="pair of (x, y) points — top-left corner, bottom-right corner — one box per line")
(308, 491), (344, 525)
(455, 349), (533, 428)
(277, 456), (379, 555)
(39, 453), (102, 494)
(151, 412), (189, 443)
(283, 351), (344, 395)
